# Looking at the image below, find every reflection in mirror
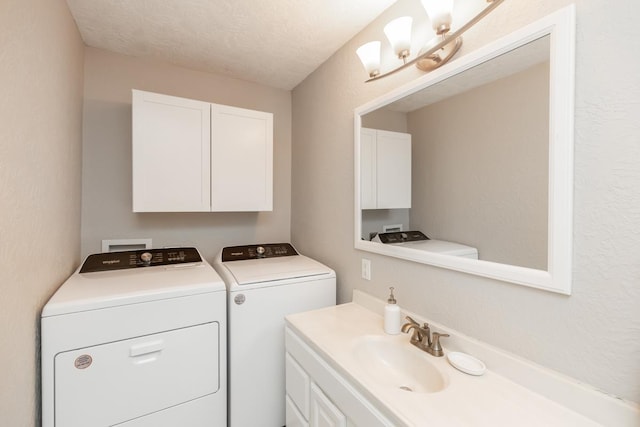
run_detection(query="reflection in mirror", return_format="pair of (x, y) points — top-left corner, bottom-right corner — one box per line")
(354, 5), (575, 294)
(362, 36), (550, 271)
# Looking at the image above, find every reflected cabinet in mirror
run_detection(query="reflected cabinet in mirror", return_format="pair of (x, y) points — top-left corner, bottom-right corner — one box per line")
(354, 5), (575, 294)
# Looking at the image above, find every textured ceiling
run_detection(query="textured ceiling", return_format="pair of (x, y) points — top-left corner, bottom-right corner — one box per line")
(65, 0), (398, 90)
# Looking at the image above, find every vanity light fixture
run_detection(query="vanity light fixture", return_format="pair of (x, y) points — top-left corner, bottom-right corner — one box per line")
(356, 0), (504, 81)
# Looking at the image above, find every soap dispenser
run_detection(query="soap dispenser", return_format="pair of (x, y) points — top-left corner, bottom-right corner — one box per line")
(384, 287), (401, 335)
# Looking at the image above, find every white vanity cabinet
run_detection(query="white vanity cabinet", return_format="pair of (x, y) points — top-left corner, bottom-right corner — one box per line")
(285, 327), (395, 427)
(132, 90), (273, 212)
(360, 128), (411, 210)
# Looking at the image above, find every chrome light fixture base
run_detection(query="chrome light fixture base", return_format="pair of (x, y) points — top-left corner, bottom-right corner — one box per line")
(415, 36), (462, 72)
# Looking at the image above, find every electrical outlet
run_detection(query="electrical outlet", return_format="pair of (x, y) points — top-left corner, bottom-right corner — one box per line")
(361, 258), (371, 280)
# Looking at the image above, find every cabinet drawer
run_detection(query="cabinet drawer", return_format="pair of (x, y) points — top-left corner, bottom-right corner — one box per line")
(55, 322), (219, 426)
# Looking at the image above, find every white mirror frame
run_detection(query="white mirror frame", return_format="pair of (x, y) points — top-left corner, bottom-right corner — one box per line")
(354, 5), (575, 294)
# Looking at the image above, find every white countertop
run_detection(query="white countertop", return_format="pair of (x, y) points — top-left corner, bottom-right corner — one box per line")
(286, 301), (604, 427)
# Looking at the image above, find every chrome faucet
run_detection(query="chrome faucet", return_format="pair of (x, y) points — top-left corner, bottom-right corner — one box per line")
(401, 316), (449, 357)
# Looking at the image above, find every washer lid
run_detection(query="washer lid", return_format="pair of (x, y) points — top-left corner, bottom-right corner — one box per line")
(222, 255), (331, 285)
(404, 239), (478, 257)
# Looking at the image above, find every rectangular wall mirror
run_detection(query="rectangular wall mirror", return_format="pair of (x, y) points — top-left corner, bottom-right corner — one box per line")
(354, 5), (575, 294)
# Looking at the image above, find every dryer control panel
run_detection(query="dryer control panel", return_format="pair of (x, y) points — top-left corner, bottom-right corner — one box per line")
(221, 243), (298, 262)
(80, 247), (202, 273)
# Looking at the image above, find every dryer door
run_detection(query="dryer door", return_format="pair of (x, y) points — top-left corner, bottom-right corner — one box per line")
(54, 322), (219, 426)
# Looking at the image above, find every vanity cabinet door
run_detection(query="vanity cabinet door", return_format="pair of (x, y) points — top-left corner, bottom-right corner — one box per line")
(286, 395), (309, 427)
(310, 382), (347, 427)
(286, 352), (310, 418)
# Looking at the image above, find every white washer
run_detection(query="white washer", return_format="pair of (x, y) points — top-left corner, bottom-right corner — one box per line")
(213, 243), (336, 427)
(41, 247), (227, 427)
(373, 230), (478, 259)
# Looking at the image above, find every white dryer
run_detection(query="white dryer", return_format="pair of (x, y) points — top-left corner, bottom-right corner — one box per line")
(213, 243), (336, 427)
(41, 247), (226, 427)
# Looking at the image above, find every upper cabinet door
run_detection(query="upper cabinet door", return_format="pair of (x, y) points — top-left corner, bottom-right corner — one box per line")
(360, 128), (377, 210)
(376, 130), (411, 209)
(211, 104), (273, 211)
(132, 90), (211, 212)
(360, 128), (411, 210)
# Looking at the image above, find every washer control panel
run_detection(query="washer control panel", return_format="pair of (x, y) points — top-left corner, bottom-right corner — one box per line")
(377, 231), (429, 244)
(79, 247), (202, 273)
(221, 243), (298, 262)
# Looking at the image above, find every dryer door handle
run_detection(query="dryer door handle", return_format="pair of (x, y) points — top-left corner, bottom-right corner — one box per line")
(130, 340), (164, 357)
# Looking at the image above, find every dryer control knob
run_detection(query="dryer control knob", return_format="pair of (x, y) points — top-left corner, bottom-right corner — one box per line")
(140, 252), (152, 265)
(256, 246), (266, 256)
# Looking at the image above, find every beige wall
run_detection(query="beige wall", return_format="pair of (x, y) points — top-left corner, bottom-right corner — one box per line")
(81, 48), (292, 260)
(409, 62), (549, 269)
(361, 209), (410, 240)
(361, 108), (407, 132)
(291, 0), (640, 404)
(0, 0), (84, 425)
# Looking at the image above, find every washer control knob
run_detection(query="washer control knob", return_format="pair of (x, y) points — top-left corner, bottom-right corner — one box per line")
(140, 252), (152, 265)
(256, 246), (266, 256)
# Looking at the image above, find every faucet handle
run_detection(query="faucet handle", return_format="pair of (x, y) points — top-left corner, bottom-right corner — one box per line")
(428, 332), (450, 357)
(404, 315), (420, 326)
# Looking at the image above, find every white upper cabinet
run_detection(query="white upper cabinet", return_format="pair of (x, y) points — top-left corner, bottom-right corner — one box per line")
(132, 90), (273, 212)
(360, 128), (411, 209)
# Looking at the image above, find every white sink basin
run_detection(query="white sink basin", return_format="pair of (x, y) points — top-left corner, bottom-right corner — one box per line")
(352, 335), (448, 394)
